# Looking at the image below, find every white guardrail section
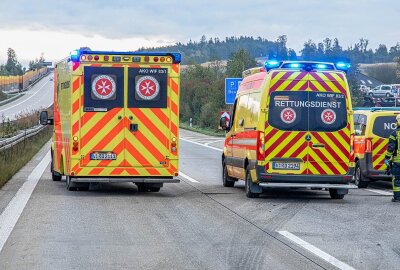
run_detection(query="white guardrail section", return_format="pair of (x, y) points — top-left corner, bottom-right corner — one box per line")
(0, 125), (46, 152)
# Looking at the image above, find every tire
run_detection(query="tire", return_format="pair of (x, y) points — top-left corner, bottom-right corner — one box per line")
(329, 189), (345, 199)
(66, 176), (77, 191)
(51, 158), (62, 181)
(222, 162), (235, 187)
(354, 161), (369, 188)
(149, 187), (161, 192)
(245, 166), (259, 198)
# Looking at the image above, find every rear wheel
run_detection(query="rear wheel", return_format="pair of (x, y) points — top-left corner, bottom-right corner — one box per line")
(329, 189), (345, 199)
(354, 160), (369, 188)
(136, 183), (162, 192)
(51, 158), (62, 181)
(66, 176), (77, 191)
(245, 166), (259, 198)
(222, 162), (235, 187)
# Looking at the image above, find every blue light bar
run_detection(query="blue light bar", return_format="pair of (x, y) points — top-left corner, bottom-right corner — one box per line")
(265, 60), (282, 71)
(289, 63), (300, 68)
(335, 62), (351, 72)
(316, 64), (327, 69)
(70, 50), (81, 62)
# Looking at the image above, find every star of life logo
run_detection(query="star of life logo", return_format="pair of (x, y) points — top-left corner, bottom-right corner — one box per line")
(136, 76), (160, 100)
(280, 108), (296, 124)
(91, 75), (116, 100)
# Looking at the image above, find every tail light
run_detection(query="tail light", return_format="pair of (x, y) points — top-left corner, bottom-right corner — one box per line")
(365, 137), (372, 153)
(350, 134), (355, 162)
(72, 136), (79, 152)
(257, 131), (265, 161)
(171, 137), (177, 152)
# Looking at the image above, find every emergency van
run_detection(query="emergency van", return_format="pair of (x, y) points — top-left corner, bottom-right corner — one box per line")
(353, 107), (400, 188)
(40, 50), (181, 192)
(220, 61), (356, 199)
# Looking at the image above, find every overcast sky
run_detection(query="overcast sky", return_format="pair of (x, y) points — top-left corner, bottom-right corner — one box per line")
(0, 0), (399, 67)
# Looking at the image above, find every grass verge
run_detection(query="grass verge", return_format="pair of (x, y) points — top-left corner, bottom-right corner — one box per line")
(0, 126), (52, 188)
(180, 122), (226, 137)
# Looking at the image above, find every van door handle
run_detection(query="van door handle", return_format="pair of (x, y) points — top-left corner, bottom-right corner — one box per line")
(312, 143), (325, 148)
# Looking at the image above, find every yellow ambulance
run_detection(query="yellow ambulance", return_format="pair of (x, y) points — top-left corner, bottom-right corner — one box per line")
(220, 61), (356, 199)
(40, 49), (181, 192)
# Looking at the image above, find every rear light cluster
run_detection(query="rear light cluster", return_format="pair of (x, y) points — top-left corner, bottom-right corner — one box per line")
(350, 134), (355, 162)
(72, 136), (79, 152)
(171, 137), (177, 152)
(257, 131), (265, 161)
(80, 55), (172, 63)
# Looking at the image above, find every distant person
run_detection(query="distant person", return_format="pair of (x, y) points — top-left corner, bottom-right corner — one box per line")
(384, 114), (400, 202)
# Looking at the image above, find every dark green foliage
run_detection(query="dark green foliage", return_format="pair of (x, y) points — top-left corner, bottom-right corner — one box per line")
(226, 49), (257, 77)
(0, 126), (52, 188)
(180, 61), (227, 128)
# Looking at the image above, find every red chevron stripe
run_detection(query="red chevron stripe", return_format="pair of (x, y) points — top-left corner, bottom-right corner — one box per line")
(308, 155), (327, 174)
(89, 168), (104, 175)
(312, 133), (348, 171)
(171, 79), (179, 95)
(125, 139), (153, 167)
(72, 99), (79, 115)
(72, 121), (79, 136)
(290, 142), (309, 158)
(80, 108), (121, 148)
(131, 109), (169, 149)
(284, 72), (307, 90)
(309, 73), (337, 93)
(72, 77), (81, 93)
(322, 73), (347, 94)
(275, 132), (306, 158)
(325, 132), (350, 157)
(311, 148), (341, 174)
(172, 64), (179, 74)
(270, 72), (294, 91)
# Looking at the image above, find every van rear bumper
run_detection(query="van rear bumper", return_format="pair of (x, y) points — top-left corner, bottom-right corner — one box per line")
(359, 153), (392, 181)
(70, 177), (179, 184)
(256, 164), (355, 187)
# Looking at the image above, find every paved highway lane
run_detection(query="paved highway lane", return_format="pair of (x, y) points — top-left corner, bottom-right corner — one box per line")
(0, 74), (53, 121)
(0, 129), (399, 269)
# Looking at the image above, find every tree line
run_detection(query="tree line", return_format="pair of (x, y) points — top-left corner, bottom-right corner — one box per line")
(140, 35), (400, 65)
(0, 48), (46, 76)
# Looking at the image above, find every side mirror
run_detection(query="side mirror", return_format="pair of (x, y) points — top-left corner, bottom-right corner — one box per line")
(219, 116), (230, 130)
(40, 111), (53, 125)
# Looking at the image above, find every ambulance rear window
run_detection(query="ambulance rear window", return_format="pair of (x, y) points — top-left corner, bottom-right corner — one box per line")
(268, 91), (347, 132)
(372, 116), (397, 138)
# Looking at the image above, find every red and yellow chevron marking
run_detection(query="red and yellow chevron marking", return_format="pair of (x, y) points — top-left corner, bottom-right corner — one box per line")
(264, 123), (308, 174)
(372, 137), (387, 170)
(66, 61), (180, 177)
(308, 126), (350, 175)
(269, 71), (308, 92)
(308, 72), (347, 95)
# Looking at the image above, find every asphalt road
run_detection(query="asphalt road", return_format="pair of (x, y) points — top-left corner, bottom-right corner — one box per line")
(0, 74), (53, 121)
(0, 129), (399, 269)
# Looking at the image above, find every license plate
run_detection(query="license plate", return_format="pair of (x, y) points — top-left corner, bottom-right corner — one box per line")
(90, 152), (117, 160)
(272, 162), (300, 170)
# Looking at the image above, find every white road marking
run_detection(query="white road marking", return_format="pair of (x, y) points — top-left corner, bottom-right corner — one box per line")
(179, 171), (199, 183)
(0, 151), (50, 252)
(204, 140), (225, 146)
(278, 231), (356, 270)
(180, 138), (223, 152)
(0, 79), (50, 113)
(365, 189), (393, 196)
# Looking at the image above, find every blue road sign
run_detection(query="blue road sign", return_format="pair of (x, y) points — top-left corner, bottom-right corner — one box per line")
(225, 78), (242, 104)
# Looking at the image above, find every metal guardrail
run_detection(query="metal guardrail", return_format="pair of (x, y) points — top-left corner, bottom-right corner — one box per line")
(0, 125), (46, 152)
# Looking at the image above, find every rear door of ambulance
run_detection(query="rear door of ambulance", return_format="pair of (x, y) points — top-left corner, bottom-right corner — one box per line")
(370, 114), (397, 171)
(264, 70), (350, 176)
(78, 56), (175, 173)
(307, 71), (350, 176)
(265, 70), (310, 175)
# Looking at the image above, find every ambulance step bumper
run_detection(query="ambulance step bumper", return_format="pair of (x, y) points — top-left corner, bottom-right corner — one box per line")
(258, 183), (358, 189)
(71, 178), (180, 184)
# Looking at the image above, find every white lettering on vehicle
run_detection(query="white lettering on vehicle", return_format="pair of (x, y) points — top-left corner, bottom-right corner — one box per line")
(274, 100), (342, 108)
(384, 123), (397, 130)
